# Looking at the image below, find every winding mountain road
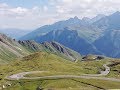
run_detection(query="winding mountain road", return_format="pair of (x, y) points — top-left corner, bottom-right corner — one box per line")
(6, 64), (120, 82)
(83, 64), (110, 77)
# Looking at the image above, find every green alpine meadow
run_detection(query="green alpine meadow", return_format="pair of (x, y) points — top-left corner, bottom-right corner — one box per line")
(0, 0), (120, 90)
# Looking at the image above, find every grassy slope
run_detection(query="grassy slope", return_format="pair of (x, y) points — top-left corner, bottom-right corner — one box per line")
(6, 79), (98, 90)
(0, 52), (104, 85)
(0, 52), (104, 79)
(0, 52), (120, 90)
(0, 41), (30, 63)
(5, 78), (120, 90)
(107, 60), (120, 79)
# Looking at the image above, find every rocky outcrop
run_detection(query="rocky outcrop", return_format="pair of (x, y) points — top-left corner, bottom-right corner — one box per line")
(18, 40), (42, 51)
(42, 41), (81, 61)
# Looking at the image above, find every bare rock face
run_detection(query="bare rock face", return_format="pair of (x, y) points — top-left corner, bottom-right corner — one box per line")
(82, 54), (104, 61)
(0, 33), (9, 44)
(42, 41), (81, 61)
(43, 41), (69, 55)
(50, 41), (68, 54)
(18, 40), (41, 51)
(0, 33), (18, 47)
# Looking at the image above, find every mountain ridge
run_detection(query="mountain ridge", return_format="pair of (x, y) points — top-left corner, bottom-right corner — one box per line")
(0, 33), (81, 62)
(35, 28), (102, 55)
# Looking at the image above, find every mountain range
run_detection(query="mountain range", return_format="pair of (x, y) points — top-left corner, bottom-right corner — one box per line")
(20, 15), (103, 42)
(35, 28), (102, 55)
(18, 11), (120, 58)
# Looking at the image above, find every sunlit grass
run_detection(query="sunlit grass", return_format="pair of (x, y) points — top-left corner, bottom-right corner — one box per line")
(0, 52), (119, 90)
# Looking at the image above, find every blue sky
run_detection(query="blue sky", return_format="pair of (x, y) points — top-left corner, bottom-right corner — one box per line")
(0, 0), (120, 30)
(0, 0), (48, 8)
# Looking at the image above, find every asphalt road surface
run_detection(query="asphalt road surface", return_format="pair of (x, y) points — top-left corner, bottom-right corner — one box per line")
(6, 64), (120, 82)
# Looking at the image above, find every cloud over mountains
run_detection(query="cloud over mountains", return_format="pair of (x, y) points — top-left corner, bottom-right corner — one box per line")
(0, 0), (120, 29)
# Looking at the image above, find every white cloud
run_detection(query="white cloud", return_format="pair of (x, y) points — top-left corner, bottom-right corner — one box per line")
(0, 3), (29, 17)
(53, 0), (120, 18)
(62, 0), (73, 3)
(43, 6), (48, 12)
(0, 3), (57, 29)
(1, 0), (120, 29)
(10, 7), (28, 15)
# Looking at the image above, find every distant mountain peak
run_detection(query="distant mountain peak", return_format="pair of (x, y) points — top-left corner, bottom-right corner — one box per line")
(90, 14), (105, 23)
(74, 16), (79, 19)
(82, 17), (91, 22)
(115, 11), (120, 14)
(82, 17), (90, 20)
(97, 14), (105, 17)
(112, 11), (120, 16)
(68, 16), (80, 21)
